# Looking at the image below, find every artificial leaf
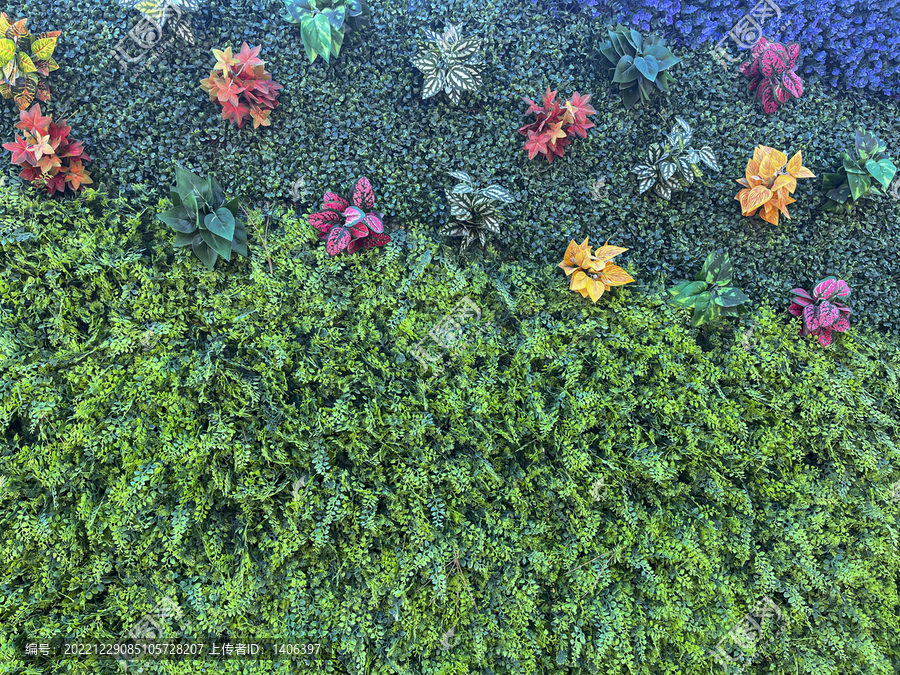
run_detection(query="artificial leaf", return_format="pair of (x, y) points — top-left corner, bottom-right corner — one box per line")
(742, 185), (772, 213)
(159, 203), (199, 233)
(203, 207), (236, 241)
(200, 228), (233, 261)
(714, 287), (750, 307)
(191, 236), (219, 270)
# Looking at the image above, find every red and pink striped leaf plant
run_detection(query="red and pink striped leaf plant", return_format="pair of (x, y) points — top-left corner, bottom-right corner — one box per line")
(788, 277), (851, 347)
(309, 177), (390, 256)
(739, 37), (804, 114)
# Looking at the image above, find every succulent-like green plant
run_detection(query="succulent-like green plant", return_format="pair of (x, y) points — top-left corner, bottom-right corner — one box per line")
(441, 170), (513, 249)
(598, 24), (680, 109)
(282, 0), (369, 64)
(158, 166), (248, 270)
(820, 128), (897, 213)
(411, 24), (484, 106)
(631, 117), (719, 200)
(668, 252), (750, 327)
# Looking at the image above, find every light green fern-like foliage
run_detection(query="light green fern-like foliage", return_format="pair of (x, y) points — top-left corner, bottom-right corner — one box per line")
(3, 185), (900, 674)
(412, 24), (485, 106)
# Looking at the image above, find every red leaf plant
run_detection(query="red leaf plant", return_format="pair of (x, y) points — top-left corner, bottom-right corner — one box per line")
(517, 87), (596, 164)
(2, 103), (91, 196)
(200, 42), (283, 129)
(309, 177), (391, 256)
(788, 277), (851, 347)
(739, 37), (804, 114)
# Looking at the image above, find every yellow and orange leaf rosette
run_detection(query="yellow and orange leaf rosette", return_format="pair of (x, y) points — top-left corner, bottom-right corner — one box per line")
(735, 145), (815, 226)
(558, 237), (635, 303)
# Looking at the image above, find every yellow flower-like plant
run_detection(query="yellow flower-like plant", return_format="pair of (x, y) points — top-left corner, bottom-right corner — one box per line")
(735, 145), (815, 226)
(558, 237), (635, 303)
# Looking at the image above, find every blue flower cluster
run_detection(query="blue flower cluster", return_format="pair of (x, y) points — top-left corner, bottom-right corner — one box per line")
(536, 0), (604, 18)
(530, 0), (900, 99)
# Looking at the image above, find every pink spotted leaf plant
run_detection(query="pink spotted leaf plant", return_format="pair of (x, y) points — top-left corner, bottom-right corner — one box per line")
(788, 277), (851, 347)
(309, 177), (390, 255)
(739, 36), (804, 114)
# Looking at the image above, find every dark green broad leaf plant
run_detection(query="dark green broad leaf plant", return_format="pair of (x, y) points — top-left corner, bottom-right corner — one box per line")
(598, 24), (680, 109)
(157, 166), (248, 270)
(282, 0), (369, 63)
(668, 252), (750, 327)
(820, 128), (897, 213)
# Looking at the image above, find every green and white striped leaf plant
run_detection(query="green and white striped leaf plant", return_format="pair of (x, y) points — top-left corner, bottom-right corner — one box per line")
(630, 117), (719, 201)
(412, 24), (485, 106)
(441, 171), (514, 249)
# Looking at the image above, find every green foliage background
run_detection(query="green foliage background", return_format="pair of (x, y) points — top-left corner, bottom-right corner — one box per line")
(1, 187), (899, 674)
(2, 0), (899, 332)
(1, 0), (900, 672)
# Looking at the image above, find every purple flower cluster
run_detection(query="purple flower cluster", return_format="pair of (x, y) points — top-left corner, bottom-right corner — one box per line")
(530, 0), (900, 99)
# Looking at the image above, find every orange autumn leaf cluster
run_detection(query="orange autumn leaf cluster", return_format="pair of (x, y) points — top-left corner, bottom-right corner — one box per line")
(735, 145), (815, 225)
(200, 43), (283, 129)
(2, 103), (91, 196)
(558, 237), (635, 303)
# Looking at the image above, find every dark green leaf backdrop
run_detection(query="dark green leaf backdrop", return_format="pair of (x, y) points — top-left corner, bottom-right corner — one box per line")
(3, 0), (899, 333)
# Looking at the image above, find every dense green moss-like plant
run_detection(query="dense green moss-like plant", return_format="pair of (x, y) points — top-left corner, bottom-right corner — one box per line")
(441, 170), (513, 249)
(412, 24), (484, 106)
(631, 117), (719, 200)
(0, 12), (60, 110)
(282, 0), (369, 63)
(820, 129), (897, 213)
(598, 24), (679, 109)
(309, 177), (390, 255)
(668, 252), (750, 327)
(788, 277), (851, 347)
(157, 166), (247, 270)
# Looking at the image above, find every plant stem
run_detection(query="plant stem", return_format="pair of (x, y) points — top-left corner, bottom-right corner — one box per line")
(242, 205), (273, 274)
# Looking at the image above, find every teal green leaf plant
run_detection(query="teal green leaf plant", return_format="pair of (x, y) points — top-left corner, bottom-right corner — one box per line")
(598, 24), (680, 109)
(282, 0), (369, 63)
(820, 128), (897, 213)
(157, 166), (248, 270)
